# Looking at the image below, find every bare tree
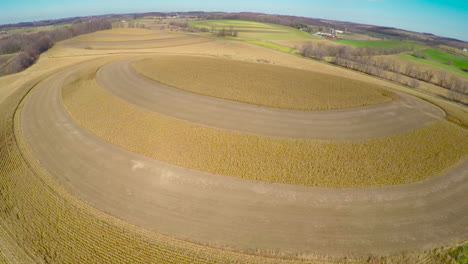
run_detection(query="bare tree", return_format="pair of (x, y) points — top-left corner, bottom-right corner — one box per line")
(0, 19), (111, 76)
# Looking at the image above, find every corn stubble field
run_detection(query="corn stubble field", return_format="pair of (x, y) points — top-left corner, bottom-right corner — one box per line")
(132, 56), (397, 110)
(0, 23), (467, 264)
(64, 62), (467, 187)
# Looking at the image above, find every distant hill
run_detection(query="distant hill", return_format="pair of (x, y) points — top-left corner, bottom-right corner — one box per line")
(1, 11), (466, 50)
(199, 12), (466, 50)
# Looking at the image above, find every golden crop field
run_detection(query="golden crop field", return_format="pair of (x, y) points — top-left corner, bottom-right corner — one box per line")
(0, 74), (332, 264)
(132, 55), (397, 110)
(1, 25), (467, 264)
(63, 62), (467, 187)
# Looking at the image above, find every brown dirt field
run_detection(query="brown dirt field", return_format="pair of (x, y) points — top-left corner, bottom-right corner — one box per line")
(96, 28), (156, 34)
(62, 34), (213, 50)
(132, 55), (396, 110)
(73, 32), (185, 42)
(63, 62), (467, 187)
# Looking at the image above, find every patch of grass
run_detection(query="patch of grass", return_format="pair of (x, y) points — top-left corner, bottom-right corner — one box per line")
(438, 45), (468, 57)
(63, 64), (467, 187)
(399, 53), (468, 76)
(416, 48), (468, 70)
(334, 39), (426, 50)
(450, 244), (468, 264)
(132, 55), (396, 110)
(245, 40), (300, 54)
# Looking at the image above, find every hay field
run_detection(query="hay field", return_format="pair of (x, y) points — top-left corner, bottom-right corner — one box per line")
(63, 63), (467, 187)
(132, 55), (396, 110)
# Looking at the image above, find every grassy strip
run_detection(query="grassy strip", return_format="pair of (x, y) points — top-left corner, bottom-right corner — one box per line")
(132, 55), (396, 111)
(245, 40), (300, 54)
(399, 54), (468, 76)
(63, 65), (467, 187)
(334, 39), (426, 50)
(438, 45), (468, 57)
(450, 244), (468, 264)
(416, 48), (468, 69)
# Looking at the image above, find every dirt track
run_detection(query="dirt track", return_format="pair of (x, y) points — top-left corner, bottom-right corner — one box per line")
(18, 59), (468, 258)
(97, 58), (445, 140)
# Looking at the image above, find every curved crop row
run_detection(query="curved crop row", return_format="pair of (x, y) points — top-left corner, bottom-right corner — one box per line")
(132, 55), (397, 111)
(8, 60), (459, 263)
(0, 65), (323, 264)
(63, 61), (467, 187)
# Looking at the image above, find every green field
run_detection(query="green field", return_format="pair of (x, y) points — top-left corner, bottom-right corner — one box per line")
(336, 39), (468, 75)
(191, 19), (318, 40)
(399, 53), (468, 76)
(334, 39), (426, 50)
(438, 45), (468, 57)
(244, 40), (300, 54)
(415, 48), (468, 70)
(190, 19), (316, 54)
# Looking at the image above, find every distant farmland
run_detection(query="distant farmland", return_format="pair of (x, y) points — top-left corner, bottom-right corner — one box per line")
(190, 19), (317, 53)
(0, 15), (467, 264)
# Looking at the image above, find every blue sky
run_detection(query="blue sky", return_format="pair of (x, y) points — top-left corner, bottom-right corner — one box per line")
(0, 0), (467, 41)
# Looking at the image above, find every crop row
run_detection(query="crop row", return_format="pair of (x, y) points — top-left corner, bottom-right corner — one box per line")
(0, 58), (328, 264)
(64, 63), (467, 187)
(132, 55), (397, 111)
(0, 49), (464, 264)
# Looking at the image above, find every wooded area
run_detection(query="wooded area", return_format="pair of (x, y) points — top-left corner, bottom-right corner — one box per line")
(0, 19), (111, 76)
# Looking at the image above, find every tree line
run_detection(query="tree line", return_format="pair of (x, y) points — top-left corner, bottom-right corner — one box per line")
(0, 19), (111, 76)
(300, 41), (468, 104)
